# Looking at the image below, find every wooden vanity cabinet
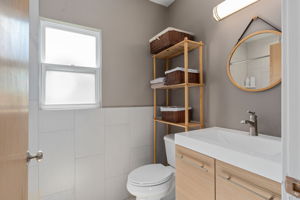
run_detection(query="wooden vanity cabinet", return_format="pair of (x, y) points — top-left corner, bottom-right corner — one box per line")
(176, 145), (282, 200)
(216, 161), (281, 200)
(176, 145), (215, 200)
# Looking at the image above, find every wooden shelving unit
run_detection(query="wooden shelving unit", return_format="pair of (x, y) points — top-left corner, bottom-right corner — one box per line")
(155, 119), (202, 128)
(154, 83), (204, 90)
(152, 38), (205, 163)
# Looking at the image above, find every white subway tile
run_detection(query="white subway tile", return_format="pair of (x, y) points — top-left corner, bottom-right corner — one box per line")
(39, 110), (74, 133)
(39, 131), (75, 196)
(28, 165), (39, 200)
(104, 107), (129, 125)
(105, 175), (130, 200)
(105, 124), (131, 178)
(130, 145), (153, 171)
(129, 107), (153, 148)
(75, 109), (105, 157)
(75, 155), (105, 200)
(41, 190), (74, 200)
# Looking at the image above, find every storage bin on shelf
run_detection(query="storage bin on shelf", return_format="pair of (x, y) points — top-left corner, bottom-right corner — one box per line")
(160, 106), (192, 123)
(149, 27), (194, 54)
(165, 67), (200, 85)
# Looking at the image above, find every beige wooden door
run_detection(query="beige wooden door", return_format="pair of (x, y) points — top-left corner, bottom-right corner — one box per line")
(0, 0), (29, 199)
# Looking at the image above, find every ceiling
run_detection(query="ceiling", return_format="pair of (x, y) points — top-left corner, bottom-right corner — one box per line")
(149, 0), (175, 7)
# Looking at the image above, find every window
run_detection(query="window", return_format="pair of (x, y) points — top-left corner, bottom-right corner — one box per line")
(40, 19), (101, 109)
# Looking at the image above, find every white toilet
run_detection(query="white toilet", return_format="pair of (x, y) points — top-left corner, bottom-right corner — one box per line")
(127, 134), (176, 200)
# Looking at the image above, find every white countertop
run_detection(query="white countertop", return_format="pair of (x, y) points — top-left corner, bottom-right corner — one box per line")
(175, 127), (282, 182)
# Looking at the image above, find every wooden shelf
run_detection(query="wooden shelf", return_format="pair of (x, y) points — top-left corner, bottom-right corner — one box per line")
(155, 119), (203, 128)
(153, 83), (204, 90)
(154, 40), (203, 59)
(152, 38), (205, 163)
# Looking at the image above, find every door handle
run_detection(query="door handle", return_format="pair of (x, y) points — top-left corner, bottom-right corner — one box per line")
(176, 153), (208, 172)
(27, 151), (44, 163)
(219, 173), (279, 200)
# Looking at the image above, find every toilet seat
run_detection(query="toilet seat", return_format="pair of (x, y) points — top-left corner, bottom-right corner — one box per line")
(128, 164), (174, 187)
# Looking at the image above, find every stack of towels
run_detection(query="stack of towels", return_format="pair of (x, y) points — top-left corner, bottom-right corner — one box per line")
(150, 77), (166, 89)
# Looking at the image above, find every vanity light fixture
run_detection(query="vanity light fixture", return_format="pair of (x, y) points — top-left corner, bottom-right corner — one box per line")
(213, 0), (260, 21)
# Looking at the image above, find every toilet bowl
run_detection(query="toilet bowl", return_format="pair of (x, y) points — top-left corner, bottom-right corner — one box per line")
(127, 134), (176, 200)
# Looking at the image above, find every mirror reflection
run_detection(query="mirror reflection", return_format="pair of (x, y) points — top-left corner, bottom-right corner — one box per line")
(228, 31), (281, 91)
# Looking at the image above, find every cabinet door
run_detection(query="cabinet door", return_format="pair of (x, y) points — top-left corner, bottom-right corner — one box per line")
(176, 145), (215, 200)
(216, 161), (281, 200)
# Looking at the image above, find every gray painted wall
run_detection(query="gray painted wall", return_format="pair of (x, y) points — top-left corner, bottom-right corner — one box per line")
(167, 0), (281, 137)
(40, 0), (168, 107)
(40, 0), (281, 137)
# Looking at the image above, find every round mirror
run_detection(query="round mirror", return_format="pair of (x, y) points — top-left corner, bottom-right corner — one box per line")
(227, 30), (282, 92)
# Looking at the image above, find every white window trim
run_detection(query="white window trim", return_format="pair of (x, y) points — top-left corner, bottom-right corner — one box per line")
(39, 18), (102, 110)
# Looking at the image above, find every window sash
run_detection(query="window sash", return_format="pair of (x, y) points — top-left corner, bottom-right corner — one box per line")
(40, 18), (101, 68)
(40, 64), (101, 110)
(40, 18), (102, 110)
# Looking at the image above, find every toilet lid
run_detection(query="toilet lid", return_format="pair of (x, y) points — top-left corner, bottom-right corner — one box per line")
(128, 164), (173, 187)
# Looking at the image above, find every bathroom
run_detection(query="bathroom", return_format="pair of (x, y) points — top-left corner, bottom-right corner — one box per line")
(0, 0), (300, 200)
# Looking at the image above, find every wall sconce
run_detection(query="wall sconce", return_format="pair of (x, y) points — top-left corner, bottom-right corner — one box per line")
(213, 0), (260, 21)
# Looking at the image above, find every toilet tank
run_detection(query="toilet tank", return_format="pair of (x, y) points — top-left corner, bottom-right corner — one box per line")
(164, 134), (175, 168)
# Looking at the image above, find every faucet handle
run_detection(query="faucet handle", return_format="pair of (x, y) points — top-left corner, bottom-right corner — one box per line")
(247, 110), (256, 115)
(240, 120), (246, 124)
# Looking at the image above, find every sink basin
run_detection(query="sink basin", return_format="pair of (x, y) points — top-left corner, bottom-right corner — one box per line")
(175, 127), (282, 182)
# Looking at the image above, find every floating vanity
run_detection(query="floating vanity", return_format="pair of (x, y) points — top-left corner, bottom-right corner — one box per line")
(175, 127), (282, 200)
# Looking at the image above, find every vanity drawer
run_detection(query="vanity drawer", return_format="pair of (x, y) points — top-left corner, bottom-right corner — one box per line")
(176, 145), (215, 200)
(216, 160), (281, 200)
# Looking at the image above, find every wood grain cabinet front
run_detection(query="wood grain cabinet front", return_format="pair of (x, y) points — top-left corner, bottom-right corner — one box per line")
(216, 161), (281, 200)
(176, 145), (215, 200)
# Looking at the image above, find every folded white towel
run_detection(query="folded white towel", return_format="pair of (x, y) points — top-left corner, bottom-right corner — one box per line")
(160, 106), (192, 112)
(165, 67), (199, 75)
(150, 77), (166, 84)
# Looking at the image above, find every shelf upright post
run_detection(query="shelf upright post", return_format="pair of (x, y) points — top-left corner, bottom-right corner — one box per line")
(153, 55), (157, 163)
(184, 37), (189, 132)
(199, 42), (204, 128)
(165, 58), (170, 134)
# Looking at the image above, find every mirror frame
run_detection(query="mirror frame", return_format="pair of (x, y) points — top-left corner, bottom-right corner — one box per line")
(227, 30), (282, 92)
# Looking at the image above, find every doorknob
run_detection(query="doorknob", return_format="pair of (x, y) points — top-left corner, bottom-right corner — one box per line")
(27, 151), (44, 163)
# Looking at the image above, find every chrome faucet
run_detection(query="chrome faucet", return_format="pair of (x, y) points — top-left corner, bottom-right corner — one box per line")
(241, 110), (258, 136)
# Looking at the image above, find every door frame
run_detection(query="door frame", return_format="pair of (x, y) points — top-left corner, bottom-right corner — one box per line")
(282, 0), (300, 199)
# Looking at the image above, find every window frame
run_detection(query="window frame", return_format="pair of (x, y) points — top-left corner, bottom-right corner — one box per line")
(40, 18), (102, 110)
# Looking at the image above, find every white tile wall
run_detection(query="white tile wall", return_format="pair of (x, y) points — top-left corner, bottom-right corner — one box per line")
(130, 145), (153, 171)
(129, 107), (153, 148)
(105, 175), (130, 200)
(39, 131), (75, 197)
(28, 165), (39, 200)
(75, 155), (105, 200)
(104, 108), (129, 126)
(105, 124), (131, 178)
(41, 190), (74, 200)
(39, 110), (74, 133)
(74, 109), (105, 158)
(29, 106), (154, 200)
